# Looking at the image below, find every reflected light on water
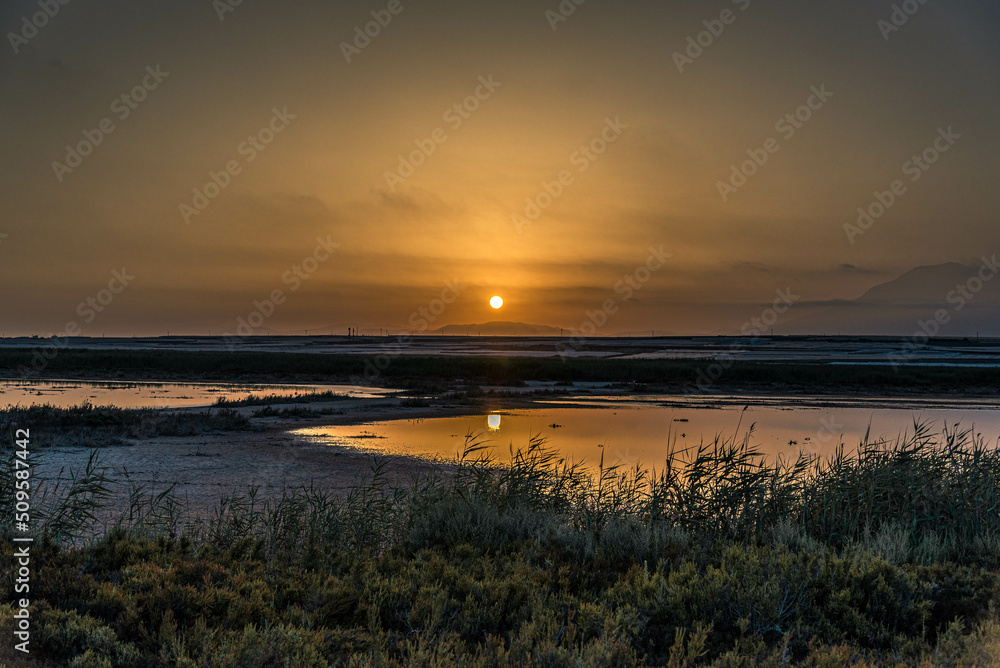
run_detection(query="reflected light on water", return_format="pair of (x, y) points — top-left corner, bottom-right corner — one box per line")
(0, 380), (394, 409)
(291, 402), (1000, 472)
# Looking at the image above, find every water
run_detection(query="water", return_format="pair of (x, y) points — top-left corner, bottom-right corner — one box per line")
(9, 379), (999, 471)
(0, 379), (394, 409)
(291, 395), (1000, 469)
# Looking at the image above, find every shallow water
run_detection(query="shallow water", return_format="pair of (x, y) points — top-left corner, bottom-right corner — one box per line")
(0, 379), (393, 409)
(292, 397), (1000, 469)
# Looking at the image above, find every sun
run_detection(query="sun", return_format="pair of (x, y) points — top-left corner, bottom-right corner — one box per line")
(490, 295), (504, 309)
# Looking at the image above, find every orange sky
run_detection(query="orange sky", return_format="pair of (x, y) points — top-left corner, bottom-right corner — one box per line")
(1, 0), (999, 336)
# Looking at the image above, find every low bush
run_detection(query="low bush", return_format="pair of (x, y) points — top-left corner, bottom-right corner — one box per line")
(2, 425), (998, 665)
(0, 404), (254, 447)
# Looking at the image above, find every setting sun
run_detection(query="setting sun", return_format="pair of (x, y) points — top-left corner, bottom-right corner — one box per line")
(6, 2), (997, 663)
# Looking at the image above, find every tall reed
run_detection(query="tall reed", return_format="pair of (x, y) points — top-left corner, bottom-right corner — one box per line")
(8, 420), (999, 566)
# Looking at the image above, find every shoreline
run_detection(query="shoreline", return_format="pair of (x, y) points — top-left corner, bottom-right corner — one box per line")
(23, 386), (1000, 516)
(4, 346), (1000, 399)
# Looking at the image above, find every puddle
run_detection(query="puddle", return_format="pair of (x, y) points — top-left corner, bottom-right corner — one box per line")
(292, 399), (1000, 469)
(0, 379), (394, 409)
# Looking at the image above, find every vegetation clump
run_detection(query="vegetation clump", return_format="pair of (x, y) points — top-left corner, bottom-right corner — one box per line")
(2, 424), (999, 666)
(214, 390), (352, 408)
(0, 404), (253, 446)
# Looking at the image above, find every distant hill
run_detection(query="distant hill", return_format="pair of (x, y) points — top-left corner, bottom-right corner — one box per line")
(429, 321), (564, 336)
(783, 262), (1000, 336)
(856, 263), (981, 304)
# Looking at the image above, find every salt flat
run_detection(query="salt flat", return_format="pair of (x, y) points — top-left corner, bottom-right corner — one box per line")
(3, 334), (1000, 366)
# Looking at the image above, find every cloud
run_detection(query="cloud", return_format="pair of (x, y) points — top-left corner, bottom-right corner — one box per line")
(839, 263), (881, 274)
(733, 261), (769, 272)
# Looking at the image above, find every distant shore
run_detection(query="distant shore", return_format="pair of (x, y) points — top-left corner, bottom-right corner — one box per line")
(7, 340), (1000, 515)
(2, 339), (1000, 398)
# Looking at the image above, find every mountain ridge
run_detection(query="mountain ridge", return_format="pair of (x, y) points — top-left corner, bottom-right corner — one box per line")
(430, 321), (565, 336)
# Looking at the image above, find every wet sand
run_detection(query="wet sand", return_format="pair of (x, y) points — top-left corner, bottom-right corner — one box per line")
(31, 397), (484, 517)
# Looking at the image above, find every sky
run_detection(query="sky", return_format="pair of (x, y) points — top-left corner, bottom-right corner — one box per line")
(1, 0), (999, 337)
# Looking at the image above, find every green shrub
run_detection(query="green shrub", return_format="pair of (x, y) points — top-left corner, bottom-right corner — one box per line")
(6, 426), (1000, 665)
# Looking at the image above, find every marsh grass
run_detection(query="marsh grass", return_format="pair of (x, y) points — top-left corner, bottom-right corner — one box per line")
(0, 403), (254, 446)
(9, 419), (998, 565)
(250, 405), (342, 418)
(213, 390), (351, 407)
(4, 421), (1000, 666)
